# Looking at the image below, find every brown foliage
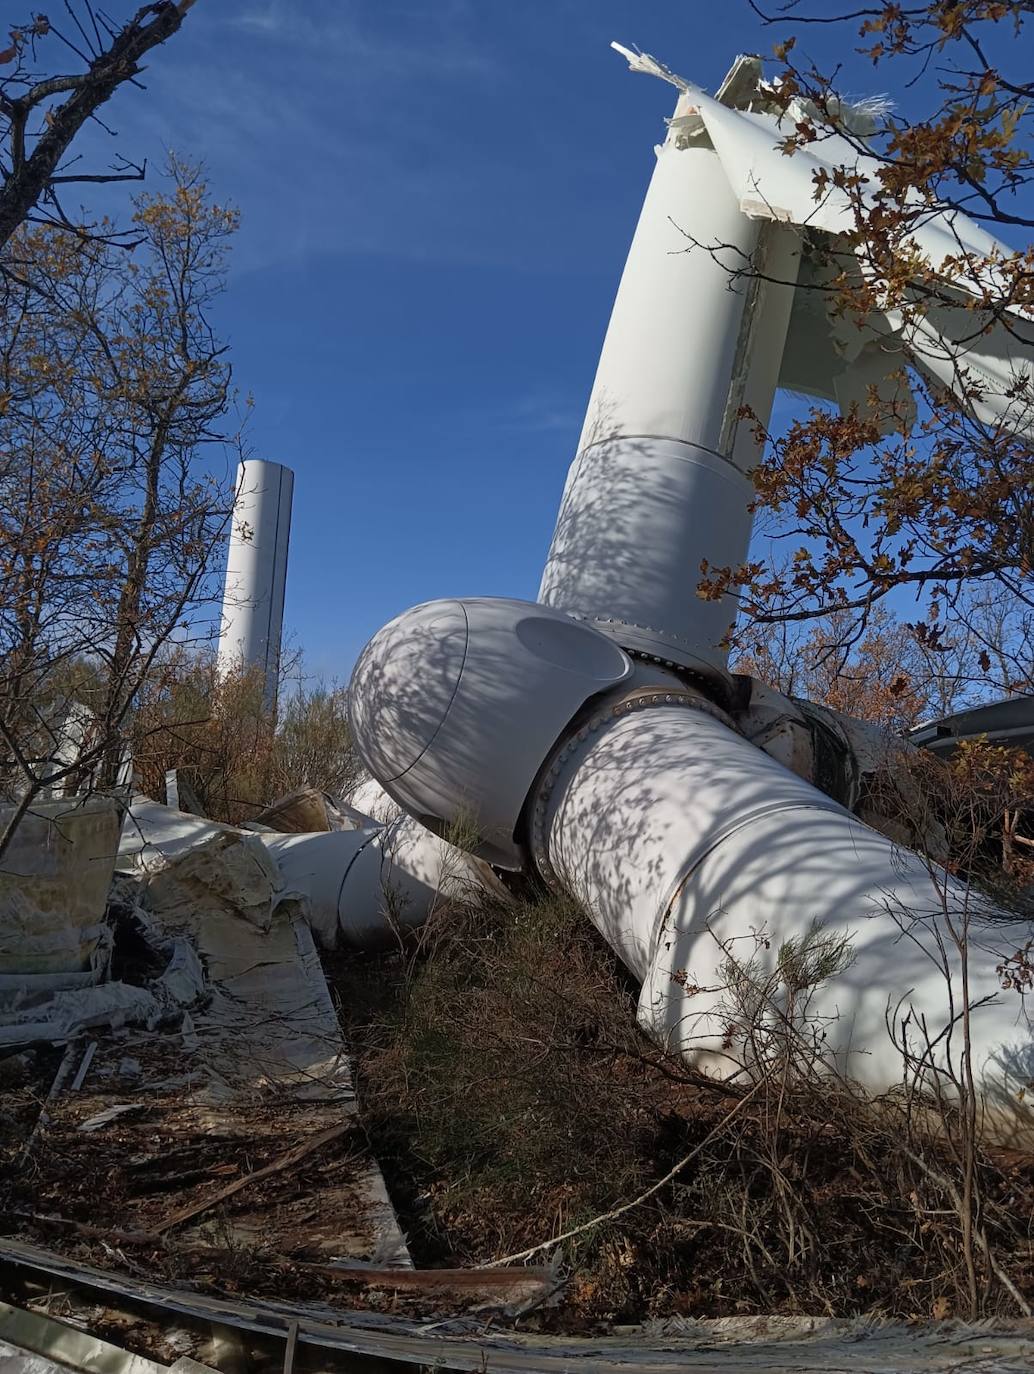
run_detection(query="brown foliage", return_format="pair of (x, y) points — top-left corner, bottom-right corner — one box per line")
(331, 890), (1034, 1321)
(708, 3), (1034, 690)
(0, 157), (242, 834)
(131, 653), (360, 824)
(735, 605), (935, 729)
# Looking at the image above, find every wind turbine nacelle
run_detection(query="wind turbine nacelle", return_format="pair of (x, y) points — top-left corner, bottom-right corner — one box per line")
(347, 597), (632, 868)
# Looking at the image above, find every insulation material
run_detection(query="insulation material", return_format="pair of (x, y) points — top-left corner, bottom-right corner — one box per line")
(0, 982), (160, 1048)
(139, 830), (293, 942)
(0, 797), (122, 979)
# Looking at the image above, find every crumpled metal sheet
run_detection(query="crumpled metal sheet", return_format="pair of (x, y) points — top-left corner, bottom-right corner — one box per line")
(140, 830), (295, 937)
(0, 983), (160, 1047)
(0, 935), (205, 1047)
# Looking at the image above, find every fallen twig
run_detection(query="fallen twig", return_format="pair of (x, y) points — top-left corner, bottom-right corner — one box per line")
(153, 1122), (354, 1235)
(480, 1077), (766, 1268)
(5, 1210), (162, 1248)
(899, 1141), (1033, 1317)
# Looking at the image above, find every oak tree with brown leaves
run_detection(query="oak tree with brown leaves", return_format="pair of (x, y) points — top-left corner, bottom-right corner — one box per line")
(0, 157), (243, 851)
(706, 1), (1034, 702)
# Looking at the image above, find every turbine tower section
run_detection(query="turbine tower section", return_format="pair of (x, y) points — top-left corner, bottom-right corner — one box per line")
(217, 458), (294, 711)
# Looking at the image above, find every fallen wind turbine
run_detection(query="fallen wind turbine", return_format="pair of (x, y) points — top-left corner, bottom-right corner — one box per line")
(347, 48), (1034, 1125)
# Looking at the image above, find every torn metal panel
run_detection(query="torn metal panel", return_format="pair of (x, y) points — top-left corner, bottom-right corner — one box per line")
(133, 832), (410, 1263)
(628, 47), (1006, 266)
(117, 796), (232, 870)
(0, 1300), (216, 1374)
(0, 935), (205, 1049)
(140, 830), (295, 938)
(912, 693), (1034, 757)
(119, 794), (487, 951)
(251, 787), (363, 834)
(3, 1236), (1034, 1371)
(613, 44), (1034, 437)
(0, 983), (160, 1048)
(4, 793), (412, 1271)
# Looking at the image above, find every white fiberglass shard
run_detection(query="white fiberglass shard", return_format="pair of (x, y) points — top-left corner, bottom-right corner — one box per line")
(689, 87), (1010, 273)
(609, 42), (695, 94)
(613, 43), (1034, 434)
(613, 42), (1009, 272)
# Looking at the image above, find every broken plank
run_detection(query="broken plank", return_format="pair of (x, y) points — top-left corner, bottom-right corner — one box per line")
(5, 1210), (163, 1249)
(152, 1123), (353, 1235)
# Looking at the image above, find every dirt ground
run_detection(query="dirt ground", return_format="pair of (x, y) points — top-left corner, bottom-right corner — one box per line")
(324, 893), (1034, 1327)
(4, 893), (1034, 1333)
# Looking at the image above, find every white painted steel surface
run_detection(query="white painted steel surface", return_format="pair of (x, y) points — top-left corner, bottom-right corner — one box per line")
(264, 811), (496, 948)
(541, 686), (1033, 1110)
(217, 459), (294, 707)
(538, 121), (800, 684)
(349, 598), (632, 868)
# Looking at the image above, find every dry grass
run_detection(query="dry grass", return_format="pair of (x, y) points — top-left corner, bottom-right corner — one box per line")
(130, 654), (359, 824)
(326, 889), (1034, 1326)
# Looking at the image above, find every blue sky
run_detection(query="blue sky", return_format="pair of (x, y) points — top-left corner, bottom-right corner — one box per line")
(78, 0), (979, 681)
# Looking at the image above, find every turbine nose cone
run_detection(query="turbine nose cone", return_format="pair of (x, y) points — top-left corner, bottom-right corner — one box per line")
(347, 596), (632, 869)
(348, 599), (469, 788)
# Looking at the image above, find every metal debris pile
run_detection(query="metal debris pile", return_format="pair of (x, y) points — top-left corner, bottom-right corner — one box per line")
(0, 783), (567, 1369)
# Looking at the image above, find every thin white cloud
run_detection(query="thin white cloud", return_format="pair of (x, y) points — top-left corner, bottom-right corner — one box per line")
(70, 0), (619, 279)
(111, 0), (518, 273)
(214, 0), (496, 79)
(453, 391), (581, 438)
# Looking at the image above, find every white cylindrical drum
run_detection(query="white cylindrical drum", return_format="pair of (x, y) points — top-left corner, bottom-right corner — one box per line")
(539, 438), (754, 679)
(217, 459), (294, 708)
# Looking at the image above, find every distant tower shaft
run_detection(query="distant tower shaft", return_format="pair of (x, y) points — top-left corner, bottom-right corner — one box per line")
(217, 459), (294, 709)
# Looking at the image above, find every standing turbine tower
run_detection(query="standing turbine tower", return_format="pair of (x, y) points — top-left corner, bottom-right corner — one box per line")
(217, 458), (294, 712)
